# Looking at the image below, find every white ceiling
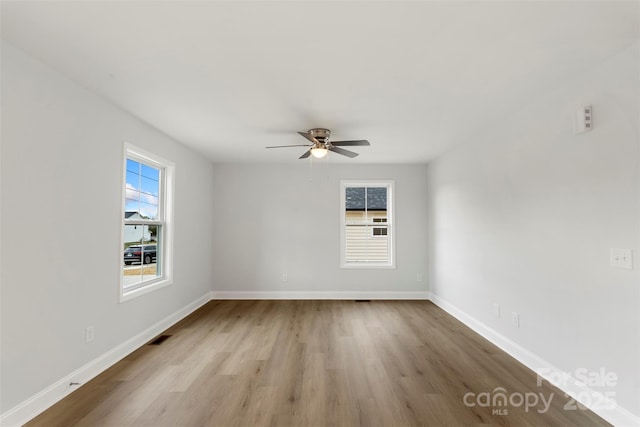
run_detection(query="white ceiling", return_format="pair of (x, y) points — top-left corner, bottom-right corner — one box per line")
(2, 1), (638, 163)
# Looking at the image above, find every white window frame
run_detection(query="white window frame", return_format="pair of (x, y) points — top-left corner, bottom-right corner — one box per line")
(119, 143), (174, 302)
(340, 180), (395, 269)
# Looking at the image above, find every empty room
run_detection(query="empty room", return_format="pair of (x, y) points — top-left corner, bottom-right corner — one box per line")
(1, 1), (638, 426)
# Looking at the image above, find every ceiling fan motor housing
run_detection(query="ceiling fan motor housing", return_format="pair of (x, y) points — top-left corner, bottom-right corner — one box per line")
(309, 128), (331, 143)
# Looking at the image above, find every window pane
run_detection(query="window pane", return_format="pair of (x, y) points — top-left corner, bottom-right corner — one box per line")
(122, 224), (161, 290)
(125, 189), (140, 206)
(345, 187), (365, 210)
(125, 188), (141, 203)
(345, 224), (389, 262)
(123, 224), (145, 247)
(139, 201), (158, 220)
(139, 193), (159, 206)
(125, 159), (161, 220)
(141, 163), (159, 181)
(366, 187), (387, 210)
(126, 200), (142, 217)
(126, 171), (140, 189)
(126, 159), (140, 174)
(141, 176), (159, 197)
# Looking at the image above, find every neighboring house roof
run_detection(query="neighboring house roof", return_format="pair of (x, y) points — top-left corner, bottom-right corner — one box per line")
(345, 187), (387, 210)
(125, 211), (143, 220)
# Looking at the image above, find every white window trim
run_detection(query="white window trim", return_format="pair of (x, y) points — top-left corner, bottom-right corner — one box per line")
(119, 142), (175, 302)
(340, 180), (396, 269)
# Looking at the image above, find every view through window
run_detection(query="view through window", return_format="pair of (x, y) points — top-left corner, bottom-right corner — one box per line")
(341, 181), (394, 267)
(121, 145), (173, 300)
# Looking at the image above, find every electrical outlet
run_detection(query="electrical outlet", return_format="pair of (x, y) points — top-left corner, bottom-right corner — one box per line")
(610, 248), (632, 270)
(86, 326), (95, 343)
(282, 273), (288, 282)
(493, 303), (500, 318)
(511, 312), (520, 328)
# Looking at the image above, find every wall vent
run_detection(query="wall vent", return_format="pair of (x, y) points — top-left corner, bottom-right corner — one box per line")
(148, 334), (172, 345)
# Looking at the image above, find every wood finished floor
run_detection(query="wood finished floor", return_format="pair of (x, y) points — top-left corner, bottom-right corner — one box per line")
(26, 300), (609, 426)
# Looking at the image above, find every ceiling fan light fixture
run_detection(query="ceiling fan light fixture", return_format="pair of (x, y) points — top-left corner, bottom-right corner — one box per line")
(311, 147), (328, 158)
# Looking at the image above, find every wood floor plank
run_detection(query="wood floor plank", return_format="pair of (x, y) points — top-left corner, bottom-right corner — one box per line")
(25, 301), (611, 427)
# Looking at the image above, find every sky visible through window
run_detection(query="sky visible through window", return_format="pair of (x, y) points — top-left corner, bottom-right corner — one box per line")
(125, 159), (159, 220)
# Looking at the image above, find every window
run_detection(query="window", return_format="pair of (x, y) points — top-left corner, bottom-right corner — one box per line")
(120, 143), (174, 301)
(340, 181), (395, 268)
(372, 227), (387, 236)
(371, 217), (388, 236)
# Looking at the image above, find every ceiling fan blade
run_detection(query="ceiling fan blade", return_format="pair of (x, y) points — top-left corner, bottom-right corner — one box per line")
(299, 149), (311, 159)
(298, 131), (319, 144)
(330, 139), (370, 147)
(329, 146), (359, 158)
(266, 144), (311, 149)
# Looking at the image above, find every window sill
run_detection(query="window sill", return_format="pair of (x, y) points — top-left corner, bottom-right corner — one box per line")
(120, 277), (173, 303)
(341, 263), (396, 269)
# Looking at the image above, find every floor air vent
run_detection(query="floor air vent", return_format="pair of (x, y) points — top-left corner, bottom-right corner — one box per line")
(354, 300), (371, 302)
(148, 334), (172, 345)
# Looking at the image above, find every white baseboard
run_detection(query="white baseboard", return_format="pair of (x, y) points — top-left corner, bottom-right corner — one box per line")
(430, 294), (640, 427)
(211, 290), (430, 300)
(0, 291), (214, 427)
(9, 291), (633, 426)
(1, 290), (425, 426)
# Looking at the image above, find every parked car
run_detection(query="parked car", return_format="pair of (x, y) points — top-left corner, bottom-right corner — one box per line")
(123, 244), (157, 265)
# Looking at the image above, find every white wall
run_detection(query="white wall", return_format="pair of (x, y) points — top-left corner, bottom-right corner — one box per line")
(426, 43), (639, 418)
(0, 42), (215, 413)
(211, 163), (428, 297)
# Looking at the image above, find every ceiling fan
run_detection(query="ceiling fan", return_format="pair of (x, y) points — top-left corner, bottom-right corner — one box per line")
(266, 128), (370, 159)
